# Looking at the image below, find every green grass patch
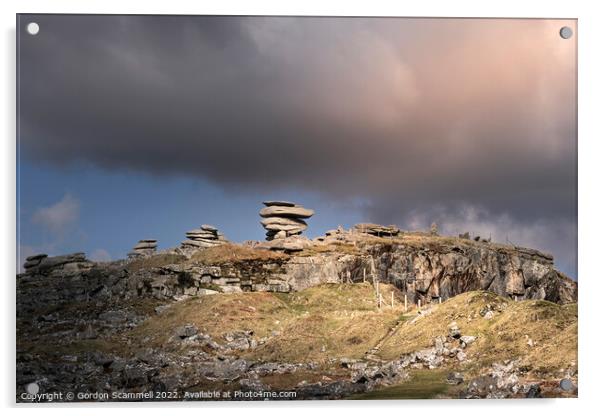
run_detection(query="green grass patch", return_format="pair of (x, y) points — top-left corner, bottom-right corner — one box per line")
(352, 369), (453, 400)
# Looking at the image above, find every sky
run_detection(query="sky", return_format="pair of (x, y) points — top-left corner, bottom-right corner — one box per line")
(17, 15), (577, 278)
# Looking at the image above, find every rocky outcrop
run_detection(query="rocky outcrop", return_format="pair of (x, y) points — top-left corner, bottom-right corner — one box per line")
(354, 223), (400, 237)
(17, 226), (577, 308)
(128, 240), (157, 259)
(259, 201), (314, 240)
(281, 229), (574, 304)
(369, 241), (576, 304)
(23, 253), (47, 271)
(134, 260), (292, 299)
(181, 224), (227, 249)
(20, 252), (90, 276)
(17, 257), (127, 315)
(460, 361), (543, 399)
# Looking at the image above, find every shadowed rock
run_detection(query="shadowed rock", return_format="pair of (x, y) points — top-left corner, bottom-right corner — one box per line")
(263, 200), (297, 207)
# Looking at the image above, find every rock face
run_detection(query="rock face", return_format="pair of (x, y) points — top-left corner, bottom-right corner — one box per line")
(181, 224), (227, 250)
(259, 201), (314, 241)
(382, 243), (568, 304)
(128, 240), (157, 259)
(276, 227), (574, 304)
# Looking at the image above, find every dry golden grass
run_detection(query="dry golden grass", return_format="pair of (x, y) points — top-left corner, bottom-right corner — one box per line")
(190, 243), (289, 265)
(358, 233), (517, 255)
(129, 285), (578, 374)
(252, 283), (403, 362)
(378, 291), (577, 375)
(297, 242), (361, 256)
(130, 291), (291, 347)
(128, 283), (405, 363)
(492, 301), (577, 373)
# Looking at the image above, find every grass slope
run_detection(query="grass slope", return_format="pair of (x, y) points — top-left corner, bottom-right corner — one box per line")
(379, 291), (577, 376)
(21, 284), (576, 398)
(131, 282), (405, 362)
(127, 285), (576, 378)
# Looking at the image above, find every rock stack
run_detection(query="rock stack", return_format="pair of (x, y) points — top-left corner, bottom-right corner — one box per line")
(353, 223), (400, 237)
(259, 201), (314, 240)
(181, 224), (227, 249)
(128, 239), (158, 259)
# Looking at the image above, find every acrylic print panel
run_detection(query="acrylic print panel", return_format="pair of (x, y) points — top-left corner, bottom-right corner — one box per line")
(16, 15), (577, 402)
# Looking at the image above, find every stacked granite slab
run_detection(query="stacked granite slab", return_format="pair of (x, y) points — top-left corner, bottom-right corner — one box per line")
(353, 223), (400, 237)
(181, 224), (227, 249)
(128, 239), (158, 259)
(259, 201), (314, 240)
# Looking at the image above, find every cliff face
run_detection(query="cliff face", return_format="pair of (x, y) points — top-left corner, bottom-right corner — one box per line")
(367, 240), (575, 304)
(17, 233), (576, 312)
(277, 238), (576, 305)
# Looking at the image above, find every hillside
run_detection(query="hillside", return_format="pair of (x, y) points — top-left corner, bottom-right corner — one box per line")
(17, 229), (577, 400)
(17, 282), (577, 400)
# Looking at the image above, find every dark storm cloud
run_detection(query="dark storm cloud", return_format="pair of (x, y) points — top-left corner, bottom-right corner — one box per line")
(18, 15), (577, 274)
